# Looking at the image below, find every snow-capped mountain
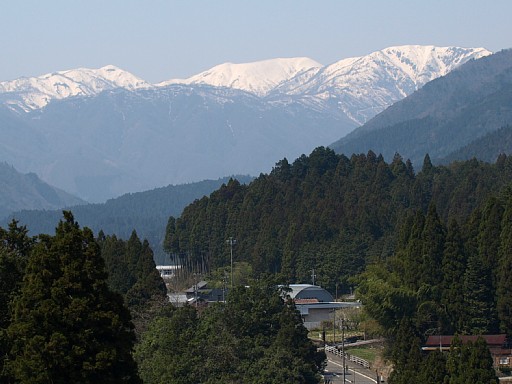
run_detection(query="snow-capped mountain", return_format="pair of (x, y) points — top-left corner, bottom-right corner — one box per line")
(161, 57), (323, 96)
(272, 45), (491, 124)
(0, 45), (494, 202)
(0, 46), (489, 118)
(0, 65), (150, 112)
(330, 48), (512, 167)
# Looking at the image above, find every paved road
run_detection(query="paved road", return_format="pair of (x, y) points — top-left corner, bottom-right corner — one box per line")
(323, 353), (383, 384)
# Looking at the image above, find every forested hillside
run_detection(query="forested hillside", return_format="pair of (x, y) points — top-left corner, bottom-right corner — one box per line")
(5, 176), (253, 264)
(164, 147), (512, 294)
(356, 185), (512, 382)
(163, 147), (512, 382)
(440, 124), (512, 164)
(331, 49), (512, 167)
(0, 213), (325, 383)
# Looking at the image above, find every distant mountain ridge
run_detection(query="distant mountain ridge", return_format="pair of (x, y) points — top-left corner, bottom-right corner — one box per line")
(161, 57), (323, 96)
(0, 65), (150, 112)
(0, 45), (489, 121)
(0, 162), (85, 219)
(0, 45), (490, 201)
(330, 49), (512, 167)
(4, 175), (253, 263)
(271, 45), (491, 124)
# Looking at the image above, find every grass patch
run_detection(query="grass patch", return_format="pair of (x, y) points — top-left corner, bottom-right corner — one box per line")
(346, 347), (379, 363)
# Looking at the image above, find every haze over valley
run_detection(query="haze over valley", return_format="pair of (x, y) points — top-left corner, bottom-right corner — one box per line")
(0, 46), (489, 203)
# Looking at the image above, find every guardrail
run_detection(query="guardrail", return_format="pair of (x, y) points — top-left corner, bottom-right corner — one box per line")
(324, 345), (371, 369)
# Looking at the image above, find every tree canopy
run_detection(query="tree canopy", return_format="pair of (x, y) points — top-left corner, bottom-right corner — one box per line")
(4, 212), (141, 383)
(135, 281), (325, 384)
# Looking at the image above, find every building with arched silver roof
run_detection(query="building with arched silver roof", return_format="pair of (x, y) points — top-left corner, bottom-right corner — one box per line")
(285, 284), (360, 330)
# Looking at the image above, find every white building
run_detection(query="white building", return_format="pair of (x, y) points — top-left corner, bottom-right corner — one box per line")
(156, 265), (181, 279)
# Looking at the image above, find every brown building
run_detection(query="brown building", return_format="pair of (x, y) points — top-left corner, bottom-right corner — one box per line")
(423, 334), (512, 369)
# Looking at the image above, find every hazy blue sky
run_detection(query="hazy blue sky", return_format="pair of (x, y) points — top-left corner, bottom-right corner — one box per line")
(1, 0), (511, 83)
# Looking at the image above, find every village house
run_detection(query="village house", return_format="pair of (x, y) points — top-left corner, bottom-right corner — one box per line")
(423, 334), (512, 370)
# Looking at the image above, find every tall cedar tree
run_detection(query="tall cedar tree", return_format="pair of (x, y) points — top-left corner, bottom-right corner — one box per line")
(5, 212), (141, 383)
(462, 251), (498, 334)
(387, 318), (423, 384)
(0, 220), (33, 381)
(497, 191), (512, 334)
(445, 337), (498, 384)
(419, 204), (445, 300)
(98, 232), (167, 336)
(441, 218), (467, 334)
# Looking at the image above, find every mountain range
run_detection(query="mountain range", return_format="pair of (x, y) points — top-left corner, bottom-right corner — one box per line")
(0, 45), (490, 203)
(331, 48), (512, 167)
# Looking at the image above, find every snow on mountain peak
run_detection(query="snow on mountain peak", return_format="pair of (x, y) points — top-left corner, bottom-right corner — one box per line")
(160, 57), (323, 96)
(274, 45), (492, 124)
(0, 65), (151, 111)
(372, 45), (492, 83)
(0, 46), (491, 115)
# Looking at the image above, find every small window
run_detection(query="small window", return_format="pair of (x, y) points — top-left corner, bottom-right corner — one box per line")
(499, 357), (510, 365)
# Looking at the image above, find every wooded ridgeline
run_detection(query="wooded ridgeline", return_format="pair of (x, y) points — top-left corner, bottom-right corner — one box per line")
(165, 147), (512, 293)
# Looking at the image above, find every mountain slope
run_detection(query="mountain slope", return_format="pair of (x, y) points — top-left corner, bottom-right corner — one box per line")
(0, 45), (491, 201)
(330, 49), (512, 166)
(4, 175), (253, 263)
(2, 85), (354, 202)
(440, 124), (512, 164)
(0, 162), (85, 219)
(273, 45), (491, 125)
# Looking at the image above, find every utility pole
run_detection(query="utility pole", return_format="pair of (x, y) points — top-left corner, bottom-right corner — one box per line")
(333, 309), (336, 345)
(341, 317), (346, 384)
(222, 271), (227, 302)
(311, 269), (316, 285)
(226, 237), (236, 288)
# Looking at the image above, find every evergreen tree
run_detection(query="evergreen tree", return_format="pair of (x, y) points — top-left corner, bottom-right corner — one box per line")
(462, 252), (498, 334)
(126, 239), (167, 308)
(134, 305), (199, 384)
(0, 220), (34, 381)
(441, 219), (467, 333)
(99, 232), (167, 336)
(417, 350), (447, 384)
(387, 318), (422, 384)
(478, 197), (504, 271)
(445, 335), (464, 383)
(419, 203), (446, 300)
(6, 212), (141, 383)
(447, 337), (498, 384)
(462, 338), (498, 384)
(497, 192), (512, 334)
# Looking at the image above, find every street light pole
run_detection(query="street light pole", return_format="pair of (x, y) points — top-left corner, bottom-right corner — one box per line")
(226, 237), (236, 288)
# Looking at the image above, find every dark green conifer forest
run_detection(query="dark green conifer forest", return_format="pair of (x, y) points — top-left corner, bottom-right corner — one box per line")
(165, 147), (512, 382)
(4, 147), (512, 382)
(2, 212), (141, 383)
